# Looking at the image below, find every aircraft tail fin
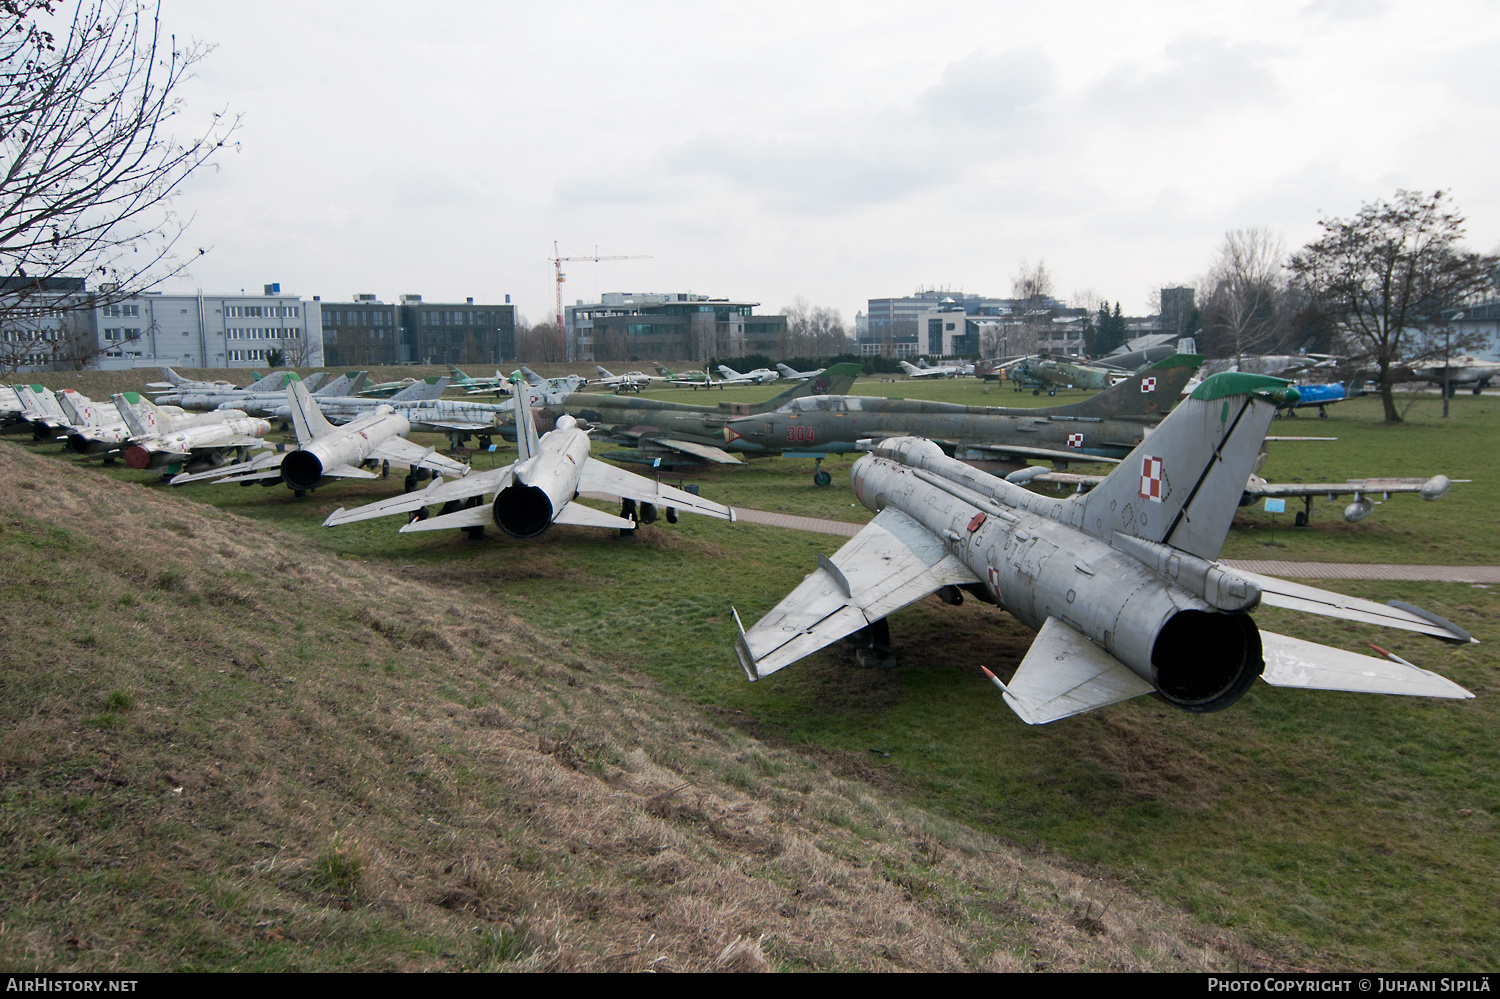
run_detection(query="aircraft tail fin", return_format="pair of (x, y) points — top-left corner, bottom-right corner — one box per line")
(159, 366), (185, 386)
(751, 362), (862, 412)
(342, 371), (369, 396)
(314, 372), (350, 397)
(112, 391), (167, 438)
(287, 380), (337, 444)
(245, 370), (290, 392)
(512, 375), (540, 461)
(1080, 372), (1296, 561)
(1049, 353), (1203, 420)
(389, 376), (448, 402)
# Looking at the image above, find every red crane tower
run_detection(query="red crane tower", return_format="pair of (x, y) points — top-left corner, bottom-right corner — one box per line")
(551, 242), (651, 361)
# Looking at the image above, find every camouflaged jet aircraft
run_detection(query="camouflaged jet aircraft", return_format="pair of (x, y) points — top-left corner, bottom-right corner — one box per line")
(542, 362), (863, 469)
(322, 375), (733, 541)
(733, 372), (1474, 726)
(720, 354), (1202, 478)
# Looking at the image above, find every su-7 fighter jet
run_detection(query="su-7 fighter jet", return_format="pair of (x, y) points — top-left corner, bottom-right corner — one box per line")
(733, 372), (1474, 726)
(323, 376), (734, 540)
(170, 381), (468, 495)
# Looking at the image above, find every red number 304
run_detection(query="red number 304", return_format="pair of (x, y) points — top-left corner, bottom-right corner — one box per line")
(785, 425), (815, 442)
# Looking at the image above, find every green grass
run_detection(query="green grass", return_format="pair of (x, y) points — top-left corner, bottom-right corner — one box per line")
(7, 378), (1499, 970)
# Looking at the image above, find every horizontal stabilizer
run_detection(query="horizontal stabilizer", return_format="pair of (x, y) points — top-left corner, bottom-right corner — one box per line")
(1259, 632), (1472, 699)
(398, 505), (491, 533)
(552, 501), (637, 531)
(1000, 617), (1155, 725)
(322, 464), (380, 479)
(322, 466), (511, 526)
(1241, 571), (1476, 644)
(213, 469), (287, 485)
(171, 452), (285, 485)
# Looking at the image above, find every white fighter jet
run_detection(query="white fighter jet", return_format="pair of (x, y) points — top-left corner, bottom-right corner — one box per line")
(716, 364), (780, 386)
(775, 363), (826, 382)
(171, 381), (469, 496)
(112, 393), (272, 472)
(322, 375), (734, 540)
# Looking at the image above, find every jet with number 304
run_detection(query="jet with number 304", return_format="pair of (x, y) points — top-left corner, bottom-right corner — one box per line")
(733, 372), (1474, 727)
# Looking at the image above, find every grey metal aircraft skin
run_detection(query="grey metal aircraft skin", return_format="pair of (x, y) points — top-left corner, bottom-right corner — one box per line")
(542, 362), (865, 468)
(157, 370), (328, 410)
(733, 372), (1474, 727)
(170, 381), (469, 493)
(721, 354), (1202, 473)
(65, 390), (239, 456)
(322, 377), (734, 541)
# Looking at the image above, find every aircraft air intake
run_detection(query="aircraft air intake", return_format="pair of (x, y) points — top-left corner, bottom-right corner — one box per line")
(1149, 610), (1264, 712)
(493, 485), (554, 538)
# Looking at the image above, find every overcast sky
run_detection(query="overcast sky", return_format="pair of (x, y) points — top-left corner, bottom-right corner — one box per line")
(136, 0), (1500, 323)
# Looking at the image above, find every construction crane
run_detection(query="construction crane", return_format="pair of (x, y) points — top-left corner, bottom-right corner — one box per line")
(551, 242), (651, 362)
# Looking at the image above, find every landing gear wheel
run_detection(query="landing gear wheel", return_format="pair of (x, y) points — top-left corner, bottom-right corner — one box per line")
(1294, 511), (1308, 528)
(853, 618), (896, 670)
(293, 489), (307, 498)
(813, 469), (832, 487)
(403, 473), (417, 493)
(619, 497), (638, 539)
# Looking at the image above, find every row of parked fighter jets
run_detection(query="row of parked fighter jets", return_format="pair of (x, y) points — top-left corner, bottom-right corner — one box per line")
(2, 366), (1477, 728)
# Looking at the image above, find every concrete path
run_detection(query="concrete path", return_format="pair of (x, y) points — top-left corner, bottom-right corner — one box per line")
(729, 507), (1498, 583)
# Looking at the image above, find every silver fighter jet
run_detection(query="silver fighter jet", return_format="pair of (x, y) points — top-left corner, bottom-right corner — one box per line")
(170, 381), (468, 495)
(322, 375), (734, 540)
(733, 372), (1474, 725)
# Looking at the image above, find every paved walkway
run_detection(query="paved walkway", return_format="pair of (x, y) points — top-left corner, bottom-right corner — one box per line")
(729, 507), (1499, 583)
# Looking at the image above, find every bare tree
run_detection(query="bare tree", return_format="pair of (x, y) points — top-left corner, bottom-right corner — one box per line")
(0, 1), (237, 322)
(278, 328), (312, 368)
(1198, 228), (1289, 363)
(779, 296), (850, 357)
(1011, 257), (1054, 310)
(1290, 190), (1498, 422)
(515, 321), (564, 363)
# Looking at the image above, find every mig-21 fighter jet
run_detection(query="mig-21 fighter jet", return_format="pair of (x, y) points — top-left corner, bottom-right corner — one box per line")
(733, 371), (1473, 726)
(171, 381), (469, 496)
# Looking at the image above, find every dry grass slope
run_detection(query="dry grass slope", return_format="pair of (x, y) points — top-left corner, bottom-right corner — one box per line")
(0, 441), (1294, 972)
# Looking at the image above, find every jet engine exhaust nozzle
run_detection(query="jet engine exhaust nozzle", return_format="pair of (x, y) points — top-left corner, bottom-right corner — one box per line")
(1150, 610), (1264, 713)
(281, 451), (325, 491)
(493, 485), (553, 539)
(123, 445), (151, 469)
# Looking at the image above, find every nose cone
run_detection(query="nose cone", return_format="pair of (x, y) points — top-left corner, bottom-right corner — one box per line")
(124, 445), (151, 469)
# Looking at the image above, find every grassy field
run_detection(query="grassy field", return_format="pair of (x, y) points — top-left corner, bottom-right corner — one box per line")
(5, 372), (1498, 970)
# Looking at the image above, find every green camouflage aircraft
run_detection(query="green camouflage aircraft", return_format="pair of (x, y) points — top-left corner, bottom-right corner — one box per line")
(543, 363), (863, 467)
(719, 354), (1203, 481)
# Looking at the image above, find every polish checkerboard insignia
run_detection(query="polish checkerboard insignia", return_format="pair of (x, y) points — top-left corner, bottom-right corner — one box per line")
(1141, 376), (1157, 393)
(1139, 455), (1164, 502)
(1067, 433), (1083, 448)
(987, 566), (1002, 595)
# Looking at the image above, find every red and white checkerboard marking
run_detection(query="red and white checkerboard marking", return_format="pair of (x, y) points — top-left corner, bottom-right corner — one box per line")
(1141, 376), (1157, 393)
(1067, 433), (1083, 448)
(1139, 455), (1164, 502)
